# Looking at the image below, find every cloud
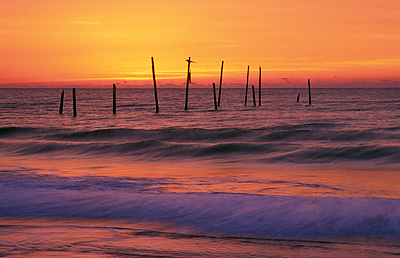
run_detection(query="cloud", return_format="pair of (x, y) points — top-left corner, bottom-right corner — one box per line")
(69, 21), (101, 25)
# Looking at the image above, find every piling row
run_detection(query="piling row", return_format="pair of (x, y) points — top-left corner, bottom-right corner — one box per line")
(59, 58), (313, 116)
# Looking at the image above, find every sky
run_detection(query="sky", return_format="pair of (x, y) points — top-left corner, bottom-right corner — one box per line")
(1, 0), (400, 88)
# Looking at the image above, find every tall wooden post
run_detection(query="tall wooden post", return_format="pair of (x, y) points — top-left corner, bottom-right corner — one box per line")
(185, 57), (193, 110)
(297, 93), (300, 103)
(73, 88), (77, 117)
(259, 66), (262, 106)
(252, 85), (256, 106)
(218, 61), (224, 107)
(151, 57), (159, 113)
(308, 79), (312, 105)
(59, 90), (64, 114)
(113, 84), (116, 114)
(245, 66), (249, 106)
(213, 83), (217, 110)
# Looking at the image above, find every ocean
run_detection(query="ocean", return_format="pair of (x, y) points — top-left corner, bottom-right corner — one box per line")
(0, 87), (399, 257)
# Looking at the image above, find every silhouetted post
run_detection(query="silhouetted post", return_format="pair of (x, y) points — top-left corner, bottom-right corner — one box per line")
(252, 85), (256, 106)
(245, 66), (249, 106)
(218, 61), (224, 106)
(185, 57), (194, 110)
(308, 79), (312, 105)
(59, 90), (64, 114)
(73, 88), (77, 117)
(151, 57), (159, 113)
(113, 84), (116, 114)
(259, 66), (261, 106)
(297, 93), (300, 103)
(213, 83), (218, 110)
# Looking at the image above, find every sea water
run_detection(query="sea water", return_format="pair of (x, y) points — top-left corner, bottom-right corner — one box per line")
(0, 87), (399, 257)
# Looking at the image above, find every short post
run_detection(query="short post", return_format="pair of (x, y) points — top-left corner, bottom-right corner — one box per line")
(245, 65), (249, 106)
(218, 61), (224, 107)
(185, 57), (194, 110)
(259, 66), (261, 106)
(297, 93), (300, 103)
(213, 83), (218, 110)
(252, 85), (256, 106)
(308, 79), (312, 105)
(151, 57), (159, 113)
(113, 84), (116, 114)
(59, 90), (64, 114)
(73, 88), (77, 117)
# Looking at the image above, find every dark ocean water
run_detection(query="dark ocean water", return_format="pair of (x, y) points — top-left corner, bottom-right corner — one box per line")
(0, 88), (399, 257)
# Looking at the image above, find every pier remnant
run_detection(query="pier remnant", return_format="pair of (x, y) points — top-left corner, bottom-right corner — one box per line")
(259, 66), (262, 106)
(113, 84), (116, 114)
(213, 83), (218, 110)
(297, 93), (300, 103)
(308, 79), (312, 105)
(185, 57), (195, 110)
(73, 88), (77, 117)
(218, 61), (224, 107)
(252, 85), (256, 106)
(245, 66), (249, 106)
(151, 57), (159, 113)
(59, 90), (64, 114)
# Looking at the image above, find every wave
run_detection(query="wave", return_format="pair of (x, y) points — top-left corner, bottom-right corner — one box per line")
(0, 186), (399, 241)
(0, 125), (399, 164)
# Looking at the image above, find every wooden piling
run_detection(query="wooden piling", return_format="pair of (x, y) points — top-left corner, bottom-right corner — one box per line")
(297, 93), (300, 103)
(72, 88), (77, 117)
(113, 84), (116, 114)
(308, 79), (312, 105)
(59, 90), (64, 114)
(245, 66), (249, 106)
(151, 57), (159, 113)
(259, 66), (261, 106)
(185, 57), (193, 110)
(213, 83), (218, 110)
(252, 85), (256, 106)
(218, 61), (224, 107)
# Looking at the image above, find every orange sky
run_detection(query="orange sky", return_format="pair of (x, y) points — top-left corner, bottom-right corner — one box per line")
(1, 0), (399, 87)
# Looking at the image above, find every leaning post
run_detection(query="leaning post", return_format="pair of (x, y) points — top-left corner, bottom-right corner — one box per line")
(218, 61), (224, 107)
(151, 57), (159, 113)
(252, 85), (256, 106)
(59, 90), (64, 114)
(245, 66), (249, 106)
(213, 83), (218, 110)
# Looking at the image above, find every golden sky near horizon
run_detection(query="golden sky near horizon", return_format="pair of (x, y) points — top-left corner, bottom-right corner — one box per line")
(1, 0), (400, 87)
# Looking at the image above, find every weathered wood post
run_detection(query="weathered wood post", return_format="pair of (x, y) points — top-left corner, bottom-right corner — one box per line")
(218, 61), (224, 107)
(245, 66), (249, 106)
(252, 85), (256, 106)
(185, 57), (194, 110)
(73, 88), (77, 117)
(213, 83), (218, 110)
(308, 79), (312, 105)
(151, 57), (159, 113)
(59, 90), (64, 114)
(259, 66), (262, 106)
(297, 93), (300, 103)
(113, 84), (116, 114)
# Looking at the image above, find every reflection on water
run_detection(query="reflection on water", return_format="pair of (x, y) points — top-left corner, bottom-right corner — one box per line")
(2, 218), (400, 258)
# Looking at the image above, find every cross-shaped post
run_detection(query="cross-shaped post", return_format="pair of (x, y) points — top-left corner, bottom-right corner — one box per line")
(185, 57), (195, 110)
